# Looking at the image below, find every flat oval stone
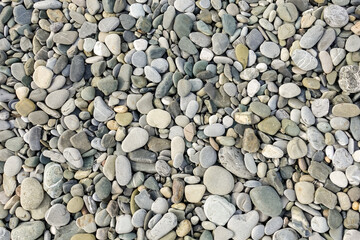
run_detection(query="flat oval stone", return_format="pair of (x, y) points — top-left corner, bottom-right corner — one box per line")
(204, 195), (236, 226)
(147, 109), (171, 129)
(250, 186), (283, 217)
(291, 49), (318, 71)
(45, 204), (70, 227)
(279, 83), (301, 98)
(20, 177), (44, 210)
(203, 166), (234, 195)
(323, 5), (349, 28)
(115, 155), (132, 186)
(332, 103), (360, 118)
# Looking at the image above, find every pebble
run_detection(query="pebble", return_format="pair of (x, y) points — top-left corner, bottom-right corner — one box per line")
(250, 186), (283, 217)
(45, 204), (70, 227)
(20, 177), (44, 210)
(323, 5), (349, 28)
(204, 195), (236, 226)
(228, 211), (259, 240)
(203, 166), (234, 195)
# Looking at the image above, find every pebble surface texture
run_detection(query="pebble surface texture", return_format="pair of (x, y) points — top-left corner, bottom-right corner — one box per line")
(1, 0), (360, 240)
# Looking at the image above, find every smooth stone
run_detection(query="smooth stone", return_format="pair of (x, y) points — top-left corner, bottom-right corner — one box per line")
(144, 66), (161, 83)
(218, 146), (254, 179)
(330, 171), (348, 188)
(63, 147), (83, 169)
(204, 195), (236, 226)
(265, 217), (283, 235)
(33, 66), (53, 89)
(279, 83), (301, 98)
(93, 96), (115, 122)
(20, 177), (44, 210)
(149, 213), (177, 239)
(185, 184), (206, 203)
(212, 33), (229, 55)
(333, 103), (360, 118)
(277, 3), (298, 22)
(228, 211), (259, 240)
(300, 25), (324, 49)
(260, 42), (280, 58)
(45, 204), (70, 227)
(199, 146), (217, 168)
(116, 214), (134, 234)
(273, 228), (298, 240)
(332, 148), (353, 170)
(43, 162), (64, 198)
(147, 109), (171, 129)
(258, 116), (281, 135)
(204, 123), (225, 137)
(53, 31), (78, 45)
(295, 182), (315, 204)
(291, 49), (318, 71)
(11, 221), (45, 240)
(203, 166), (234, 195)
(246, 29), (264, 51)
(45, 89), (69, 109)
(323, 5), (349, 28)
(115, 155), (132, 186)
(314, 187), (337, 209)
(262, 145), (284, 158)
(4, 156), (22, 177)
(311, 99), (329, 118)
(307, 127), (326, 150)
(250, 186), (283, 217)
(345, 35), (360, 52)
(311, 216), (329, 233)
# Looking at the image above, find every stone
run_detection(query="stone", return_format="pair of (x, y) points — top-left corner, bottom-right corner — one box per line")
(11, 221), (45, 240)
(20, 177), (44, 210)
(4, 156), (22, 177)
(149, 213), (177, 239)
(33, 66), (53, 89)
(332, 148), (353, 170)
(295, 182), (315, 204)
(200, 146), (217, 168)
(250, 186), (283, 217)
(147, 109), (171, 129)
(291, 49), (318, 71)
(258, 116), (281, 135)
(314, 187), (337, 209)
(63, 148), (83, 169)
(332, 103), (360, 118)
(115, 214), (133, 234)
(93, 96), (115, 122)
(115, 155), (132, 186)
(228, 211), (259, 240)
(277, 3), (298, 22)
(212, 33), (229, 55)
(53, 31), (78, 45)
(287, 137), (307, 159)
(260, 42), (280, 58)
(185, 185), (206, 203)
(339, 65), (360, 93)
(300, 25), (324, 49)
(45, 204), (70, 227)
(246, 29), (264, 51)
(323, 5), (349, 28)
(204, 195), (236, 226)
(204, 123), (225, 137)
(279, 83), (301, 98)
(235, 44), (248, 68)
(218, 147), (254, 179)
(262, 145), (284, 158)
(203, 166), (234, 195)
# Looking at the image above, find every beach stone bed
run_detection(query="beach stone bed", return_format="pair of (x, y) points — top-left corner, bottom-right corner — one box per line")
(0, 0), (360, 239)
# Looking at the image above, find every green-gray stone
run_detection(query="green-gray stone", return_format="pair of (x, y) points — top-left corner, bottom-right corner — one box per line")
(98, 76), (118, 96)
(174, 14), (193, 38)
(179, 36), (198, 55)
(221, 14), (236, 35)
(249, 102), (271, 118)
(250, 186), (283, 217)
